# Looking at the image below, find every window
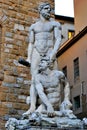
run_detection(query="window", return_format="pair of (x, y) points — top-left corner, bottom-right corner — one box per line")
(62, 66), (67, 78)
(68, 30), (75, 39)
(74, 95), (80, 110)
(73, 57), (79, 81)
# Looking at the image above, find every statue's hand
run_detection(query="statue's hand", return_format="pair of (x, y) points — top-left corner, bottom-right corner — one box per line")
(49, 51), (56, 62)
(26, 58), (31, 64)
(47, 105), (55, 117)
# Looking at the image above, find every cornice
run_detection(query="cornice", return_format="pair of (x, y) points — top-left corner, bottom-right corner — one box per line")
(57, 26), (87, 57)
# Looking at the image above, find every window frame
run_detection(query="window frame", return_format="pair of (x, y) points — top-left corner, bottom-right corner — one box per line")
(74, 95), (80, 110)
(73, 57), (80, 82)
(62, 66), (67, 78)
(68, 29), (75, 39)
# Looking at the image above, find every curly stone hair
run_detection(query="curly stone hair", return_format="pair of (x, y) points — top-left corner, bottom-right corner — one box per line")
(38, 2), (51, 13)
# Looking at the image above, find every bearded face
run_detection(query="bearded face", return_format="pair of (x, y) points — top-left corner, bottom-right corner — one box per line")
(38, 60), (48, 73)
(40, 5), (51, 19)
(41, 12), (50, 19)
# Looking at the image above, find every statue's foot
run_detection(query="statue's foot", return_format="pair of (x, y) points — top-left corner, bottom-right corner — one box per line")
(55, 111), (63, 117)
(62, 110), (77, 119)
(47, 105), (55, 117)
(22, 107), (35, 116)
(67, 112), (77, 119)
(18, 58), (31, 67)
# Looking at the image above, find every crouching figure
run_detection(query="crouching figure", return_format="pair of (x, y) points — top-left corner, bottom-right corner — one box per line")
(23, 57), (76, 119)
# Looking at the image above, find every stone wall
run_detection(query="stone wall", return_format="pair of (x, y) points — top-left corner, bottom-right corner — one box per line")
(0, 0), (54, 129)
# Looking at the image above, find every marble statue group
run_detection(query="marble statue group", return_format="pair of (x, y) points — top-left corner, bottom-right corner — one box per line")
(22, 2), (74, 118)
(5, 2), (83, 129)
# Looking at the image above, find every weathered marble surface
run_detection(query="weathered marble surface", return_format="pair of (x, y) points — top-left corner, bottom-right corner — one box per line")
(5, 2), (84, 130)
(22, 2), (73, 118)
(5, 115), (83, 130)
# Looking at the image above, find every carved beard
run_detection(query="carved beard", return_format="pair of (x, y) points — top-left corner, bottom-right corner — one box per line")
(41, 12), (50, 19)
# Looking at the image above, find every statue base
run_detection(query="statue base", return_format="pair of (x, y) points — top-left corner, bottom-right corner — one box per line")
(5, 114), (83, 130)
(9, 126), (83, 130)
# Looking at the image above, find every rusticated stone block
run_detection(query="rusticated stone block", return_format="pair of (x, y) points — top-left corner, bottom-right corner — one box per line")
(4, 43), (13, 48)
(0, 92), (7, 101)
(2, 102), (13, 108)
(0, 0), (54, 129)
(2, 82), (21, 88)
(9, 109), (18, 115)
(13, 102), (29, 110)
(18, 88), (30, 95)
(5, 32), (13, 38)
(4, 75), (16, 83)
(0, 73), (4, 81)
(0, 86), (9, 93)
(6, 93), (18, 102)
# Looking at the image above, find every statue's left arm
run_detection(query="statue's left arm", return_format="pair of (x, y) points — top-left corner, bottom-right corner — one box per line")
(49, 22), (62, 61)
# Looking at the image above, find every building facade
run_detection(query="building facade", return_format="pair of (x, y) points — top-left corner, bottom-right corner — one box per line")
(57, 0), (87, 118)
(0, 1), (54, 129)
(55, 15), (75, 44)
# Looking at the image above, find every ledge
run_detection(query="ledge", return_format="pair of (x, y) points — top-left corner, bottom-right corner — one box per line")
(57, 26), (87, 57)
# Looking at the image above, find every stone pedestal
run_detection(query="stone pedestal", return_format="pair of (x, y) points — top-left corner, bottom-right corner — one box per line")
(6, 126), (84, 130)
(19, 126), (83, 130)
(5, 116), (83, 130)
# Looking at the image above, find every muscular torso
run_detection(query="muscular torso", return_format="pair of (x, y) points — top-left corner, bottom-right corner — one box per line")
(40, 71), (59, 87)
(30, 20), (59, 54)
(37, 70), (61, 109)
(29, 20), (61, 74)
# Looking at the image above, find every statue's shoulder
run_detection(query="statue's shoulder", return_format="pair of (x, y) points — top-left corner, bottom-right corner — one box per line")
(29, 24), (35, 31)
(29, 20), (40, 31)
(50, 18), (61, 29)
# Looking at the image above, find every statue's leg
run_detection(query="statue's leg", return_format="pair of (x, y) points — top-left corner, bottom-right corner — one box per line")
(64, 80), (70, 101)
(35, 104), (46, 113)
(35, 77), (55, 117)
(23, 80), (37, 115)
(23, 49), (40, 115)
(31, 48), (40, 76)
